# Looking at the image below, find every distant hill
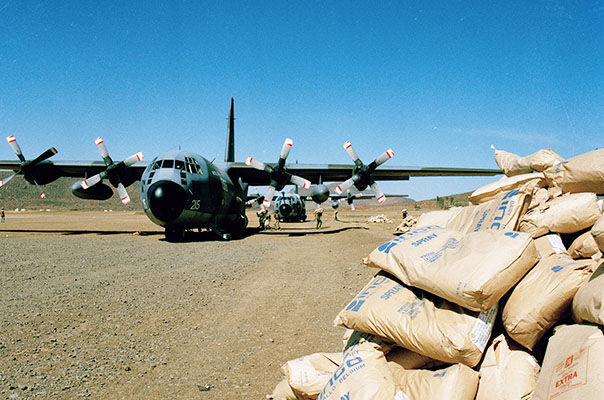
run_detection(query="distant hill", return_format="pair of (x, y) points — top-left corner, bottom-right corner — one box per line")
(0, 174), (141, 211)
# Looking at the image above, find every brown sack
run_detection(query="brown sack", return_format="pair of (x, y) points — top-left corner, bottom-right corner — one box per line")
(592, 213), (604, 252)
(365, 226), (539, 311)
(534, 234), (567, 258)
(391, 363), (479, 400)
(534, 324), (604, 400)
(281, 353), (342, 400)
(572, 261), (604, 326)
(469, 172), (545, 205)
(416, 207), (463, 227)
(267, 379), (297, 400)
(502, 254), (596, 350)
(544, 148), (604, 194)
(567, 231), (602, 260)
(448, 190), (531, 233)
(519, 192), (601, 237)
(386, 346), (443, 371)
(476, 334), (540, 400)
(493, 146), (565, 177)
(317, 341), (400, 400)
(334, 273), (497, 367)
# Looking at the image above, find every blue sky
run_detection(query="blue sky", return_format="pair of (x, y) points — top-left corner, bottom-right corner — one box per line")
(1, 1), (602, 200)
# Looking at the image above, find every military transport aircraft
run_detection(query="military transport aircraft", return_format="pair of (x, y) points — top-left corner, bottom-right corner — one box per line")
(0, 98), (502, 241)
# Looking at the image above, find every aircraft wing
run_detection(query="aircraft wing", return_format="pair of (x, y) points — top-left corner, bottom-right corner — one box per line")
(226, 162), (502, 186)
(0, 160), (149, 178)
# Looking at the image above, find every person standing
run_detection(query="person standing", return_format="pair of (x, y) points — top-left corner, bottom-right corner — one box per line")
(315, 208), (323, 229)
(1, 207), (4, 223)
(257, 208), (266, 229)
(274, 211), (280, 230)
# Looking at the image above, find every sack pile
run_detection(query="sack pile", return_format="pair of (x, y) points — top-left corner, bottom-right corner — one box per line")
(368, 214), (392, 223)
(268, 147), (604, 400)
(394, 215), (418, 235)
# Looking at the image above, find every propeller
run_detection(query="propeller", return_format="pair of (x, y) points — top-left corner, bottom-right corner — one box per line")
(335, 141), (394, 204)
(246, 138), (310, 207)
(79, 137), (143, 204)
(1, 135), (58, 198)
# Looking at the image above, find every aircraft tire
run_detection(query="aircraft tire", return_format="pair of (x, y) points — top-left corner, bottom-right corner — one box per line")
(165, 227), (186, 242)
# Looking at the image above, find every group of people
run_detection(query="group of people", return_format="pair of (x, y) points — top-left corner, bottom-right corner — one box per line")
(256, 207), (332, 230)
(256, 208), (280, 230)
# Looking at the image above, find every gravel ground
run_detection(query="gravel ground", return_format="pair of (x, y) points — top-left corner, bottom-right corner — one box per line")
(0, 205), (423, 399)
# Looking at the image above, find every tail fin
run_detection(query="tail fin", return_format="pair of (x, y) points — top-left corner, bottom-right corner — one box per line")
(224, 97), (235, 162)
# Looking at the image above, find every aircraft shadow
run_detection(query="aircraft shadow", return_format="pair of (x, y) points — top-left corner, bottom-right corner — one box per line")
(258, 226), (366, 236)
(0, 229), (164, 236)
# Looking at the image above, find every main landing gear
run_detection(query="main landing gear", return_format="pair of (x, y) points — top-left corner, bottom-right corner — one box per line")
(165, 227), (186, 242)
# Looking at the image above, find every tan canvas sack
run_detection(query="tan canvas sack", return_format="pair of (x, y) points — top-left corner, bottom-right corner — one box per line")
(281, 353), (342, 400)
(502, 254), (596, 350)
(469, 172), (545, 205)
(342, 329), (442, 370)
(567, 231), (602, 260)
(334, 273), (497, 367)
(533, 233), (567, 258)
(317, 341), (401, 400)
(572, 261), (604, 326)
(475, 334), (540, 400)
(267, 379), (297, 400)
(386, 346), (443, 370)
(365, 226), (538, 311)
(416, 207), (463, 227)
(592, 213), (604, 252)
(519, 192), (601, 237)
(534, 324), (604, 400)
(448, 190), (531, 233)
(391, 363), (479, 400)
(492, 146), (565, 176)
(544, 148), (604, 194)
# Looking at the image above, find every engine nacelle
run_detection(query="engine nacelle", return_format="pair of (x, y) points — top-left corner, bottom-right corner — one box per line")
(71, 181), (114, 200)
(311, 184), (330, 204)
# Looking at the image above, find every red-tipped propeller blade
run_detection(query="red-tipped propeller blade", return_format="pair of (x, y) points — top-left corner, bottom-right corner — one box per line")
(343, 141), (359, 162)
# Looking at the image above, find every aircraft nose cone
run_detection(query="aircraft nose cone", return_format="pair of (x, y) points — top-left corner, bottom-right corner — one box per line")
(147, 181), (187, 223)
(279, 204), (292, 217)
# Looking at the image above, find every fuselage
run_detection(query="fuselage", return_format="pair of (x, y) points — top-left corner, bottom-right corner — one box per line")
(273, 192), (307, 222)
(139, 150), (247, 233)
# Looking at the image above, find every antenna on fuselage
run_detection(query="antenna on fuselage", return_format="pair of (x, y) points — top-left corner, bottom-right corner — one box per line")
(224, 97), (235, 162)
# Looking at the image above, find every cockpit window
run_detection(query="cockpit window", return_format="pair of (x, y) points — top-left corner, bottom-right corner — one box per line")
(162, 159), (174, 169)
(185, 157), (202, 174)
(175, 160), (185, 170)
(151, 161), (161, 171)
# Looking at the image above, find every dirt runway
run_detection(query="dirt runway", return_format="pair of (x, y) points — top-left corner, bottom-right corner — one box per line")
(0, 205), (421, 399)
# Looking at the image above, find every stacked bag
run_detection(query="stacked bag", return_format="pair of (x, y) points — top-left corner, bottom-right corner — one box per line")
(268, 147), (604, 400)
